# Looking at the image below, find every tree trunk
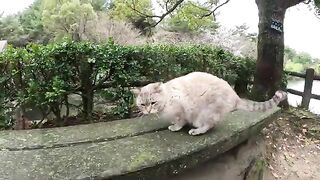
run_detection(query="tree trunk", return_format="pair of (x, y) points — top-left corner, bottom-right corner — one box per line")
(252, 0), (287, 101)
(80, 59), (94, 121)
(81, 90), (94, 121)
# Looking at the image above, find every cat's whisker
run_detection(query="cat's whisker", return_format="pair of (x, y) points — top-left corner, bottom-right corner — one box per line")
(155, 113), (160, 119)
(140, 114), (146, 118)
(136, 111), (145, 118)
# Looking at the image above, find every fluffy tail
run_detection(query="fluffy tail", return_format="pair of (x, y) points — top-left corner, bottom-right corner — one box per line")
(236, 90), (287, 112)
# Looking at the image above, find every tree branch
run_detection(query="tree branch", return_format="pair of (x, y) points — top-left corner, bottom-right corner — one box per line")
(129, 0), (161, 18)
(303, 0), (312, 4)
(92, 68), (115, 90)
(129, 0), (185, 27)
(165, 0), (170, 11)
(315, 8), (320, 18)
(285, 0), (306, 8)
(201, 0), (230, 19)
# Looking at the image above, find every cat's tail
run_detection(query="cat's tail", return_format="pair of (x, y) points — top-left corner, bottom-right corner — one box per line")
(236, 90), (287, 112)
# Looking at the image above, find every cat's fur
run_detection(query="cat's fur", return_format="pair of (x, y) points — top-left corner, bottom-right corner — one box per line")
(131, 72), (287, 135)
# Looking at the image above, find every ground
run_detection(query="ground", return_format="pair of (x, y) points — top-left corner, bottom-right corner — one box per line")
(167, 108), (320, 180)
(263, 109), (320, 180)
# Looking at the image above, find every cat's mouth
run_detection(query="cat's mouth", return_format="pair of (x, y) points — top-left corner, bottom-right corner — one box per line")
(145, 111), (158, 114)
(140, 109), (162, 115)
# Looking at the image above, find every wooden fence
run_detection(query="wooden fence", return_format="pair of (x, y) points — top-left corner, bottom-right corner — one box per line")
(286, 68), (320, 109)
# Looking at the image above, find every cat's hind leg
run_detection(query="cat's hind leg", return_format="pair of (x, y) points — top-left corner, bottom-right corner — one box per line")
(189, 110), (221, 136)
(168, 116), (186, 132)
(188, 125), (211, 135)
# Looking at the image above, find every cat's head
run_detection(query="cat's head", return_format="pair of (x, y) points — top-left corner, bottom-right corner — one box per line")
(131, 82), (166, 114)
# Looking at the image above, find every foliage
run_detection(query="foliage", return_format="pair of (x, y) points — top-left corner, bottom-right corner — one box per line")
(165, 1), (217, 33)
(108, 0), (152, 20)
(91, 0), (109, 11)
(108, 0), (155, 34)
(284, 47), (320, 73)
(0, 0), (111, 45)
(0, 15), (24, 45)
(0, 93), (12, 129)
(0, 41), (255, 127)
(19, 0), (51, 44)
(0, 0), (50, 46)
(41, 0), (97, 41)
(285, 62), (304, 73)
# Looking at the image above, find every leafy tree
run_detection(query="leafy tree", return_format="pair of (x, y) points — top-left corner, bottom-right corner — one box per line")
(0, 0), (109, 45)
(91, 0), (109, 11)
(108, 0), (155, 35)
(284, 47), (297, 63)
(250, 0), (319, 101)
(284, 48), (318, 73)
(165, 1), (217, 33)
(0, 15), (24, 45)
(19, 0), (51, 44)
(291, 52), (312, 64)
(0, 0), (50, 46)
(41, 0), (97, 41)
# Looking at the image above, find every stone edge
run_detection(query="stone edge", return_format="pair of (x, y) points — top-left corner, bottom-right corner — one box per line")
(101, 108), (281, 180)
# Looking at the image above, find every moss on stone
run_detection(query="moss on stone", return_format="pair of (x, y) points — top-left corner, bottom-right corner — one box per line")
(0, 108), (280, 179)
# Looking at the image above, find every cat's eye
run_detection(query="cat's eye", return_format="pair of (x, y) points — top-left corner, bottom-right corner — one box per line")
(140, 103), (145, 106)
(151, 102), (157, 105)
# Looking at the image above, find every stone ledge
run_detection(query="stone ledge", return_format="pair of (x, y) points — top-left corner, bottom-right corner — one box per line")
(0, 115), (168, 150)
(0, 108), (280, 180)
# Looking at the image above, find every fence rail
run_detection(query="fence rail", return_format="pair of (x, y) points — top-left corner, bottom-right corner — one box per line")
(286, 68), (320, 109)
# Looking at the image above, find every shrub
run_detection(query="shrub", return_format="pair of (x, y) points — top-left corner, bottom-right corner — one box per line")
(0, 40), (255, 127)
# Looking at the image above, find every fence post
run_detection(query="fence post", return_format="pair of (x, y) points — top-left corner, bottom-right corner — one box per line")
(301, 68), (314, 109)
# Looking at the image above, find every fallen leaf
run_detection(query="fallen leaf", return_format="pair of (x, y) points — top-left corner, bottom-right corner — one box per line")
(302, 129), (307, 135)
(272, 172), (280, 178)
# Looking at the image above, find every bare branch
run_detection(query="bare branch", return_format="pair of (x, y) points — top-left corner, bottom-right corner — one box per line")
(201, 0), (230, 19)
(165, 0), (170, 11)
(128, 0), (185, 27)
(129, 0), (161, 18)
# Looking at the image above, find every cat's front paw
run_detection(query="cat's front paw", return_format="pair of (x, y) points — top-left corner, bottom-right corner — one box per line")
(168, 125), (183, 132)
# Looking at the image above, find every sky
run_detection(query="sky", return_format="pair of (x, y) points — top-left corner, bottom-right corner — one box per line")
(0, 0), (34, 16)
(1, 0), (320, 58)
(215, 0), (320, 59)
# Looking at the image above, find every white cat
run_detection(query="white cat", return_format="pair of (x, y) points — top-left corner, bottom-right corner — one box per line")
(131, 72), (287, 135)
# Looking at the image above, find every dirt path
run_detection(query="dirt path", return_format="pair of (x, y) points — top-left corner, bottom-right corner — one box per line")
(263, 110), (320, 180)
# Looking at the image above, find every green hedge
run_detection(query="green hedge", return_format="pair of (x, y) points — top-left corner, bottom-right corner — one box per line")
(0, 40), (255, 128)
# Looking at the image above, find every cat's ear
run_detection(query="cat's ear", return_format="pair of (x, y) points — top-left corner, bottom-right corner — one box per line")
(154, 82), (163, 93)
(130, 87), (141, 97)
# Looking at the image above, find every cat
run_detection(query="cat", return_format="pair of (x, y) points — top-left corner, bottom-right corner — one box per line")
(131, 72), (287, 136)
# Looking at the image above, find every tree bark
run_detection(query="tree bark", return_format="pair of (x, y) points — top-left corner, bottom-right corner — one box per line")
(80, 59), (94, 121)
(252, 0), (287, 101)
(252, 0), (305, 102)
